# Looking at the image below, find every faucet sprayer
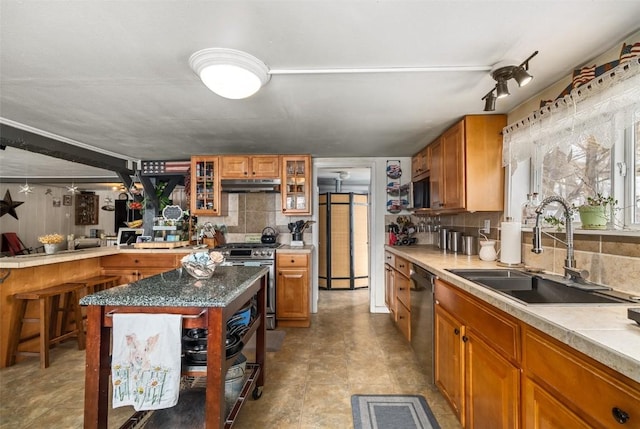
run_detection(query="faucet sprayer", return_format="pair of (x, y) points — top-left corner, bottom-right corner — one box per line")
(532, 195), (583, 280)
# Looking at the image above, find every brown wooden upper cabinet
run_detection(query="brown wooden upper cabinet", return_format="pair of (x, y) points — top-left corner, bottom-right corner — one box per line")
(190, 155), (226, 216)
(281, 155), (311, 215)
(429, 114), (506, 213)
(220, 155), (280, 179)
(411, 146), (430, 181)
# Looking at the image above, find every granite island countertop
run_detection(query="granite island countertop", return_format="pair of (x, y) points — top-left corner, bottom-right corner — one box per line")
(385, 245), (640, 384)
(80, 265), (269, 308)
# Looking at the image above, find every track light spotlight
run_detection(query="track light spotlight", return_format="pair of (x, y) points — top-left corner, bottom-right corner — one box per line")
(512, 66), (533, 87)
(495, 78), (510, 98)
(481, 50), (538, 110)
(482, 90), (497, 112)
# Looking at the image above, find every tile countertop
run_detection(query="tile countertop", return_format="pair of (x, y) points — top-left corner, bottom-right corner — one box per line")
(277, 245), (314, 253)
(0, 247), (119, 268)
(0, 244), (313, 269)
(385, 245), (640, 384)
(0, 245), (206, 269)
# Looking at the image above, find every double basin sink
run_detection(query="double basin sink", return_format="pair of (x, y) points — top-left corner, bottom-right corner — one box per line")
(448, 269), (639, 305)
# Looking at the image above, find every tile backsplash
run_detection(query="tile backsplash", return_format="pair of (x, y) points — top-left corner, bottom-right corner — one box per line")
(385, 211), (640, 295)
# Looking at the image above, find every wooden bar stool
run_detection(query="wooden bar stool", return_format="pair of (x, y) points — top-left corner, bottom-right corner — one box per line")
(75, 275), (120, 333)
(80, 275), (120, 293)
(8, 282), (87, 369)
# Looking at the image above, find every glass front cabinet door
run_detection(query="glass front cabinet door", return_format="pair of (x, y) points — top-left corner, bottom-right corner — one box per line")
(281, 155), (311, 215)
(191, 156), (222, 215)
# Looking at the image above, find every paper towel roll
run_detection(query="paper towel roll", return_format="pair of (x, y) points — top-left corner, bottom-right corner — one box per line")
(500, 221), (522, 264)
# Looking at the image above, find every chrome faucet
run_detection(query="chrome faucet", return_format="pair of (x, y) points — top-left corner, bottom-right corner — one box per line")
(532, 195), (586, 282)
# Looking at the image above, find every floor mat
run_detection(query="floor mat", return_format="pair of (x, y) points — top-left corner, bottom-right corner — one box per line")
(351, 394), (441, 429)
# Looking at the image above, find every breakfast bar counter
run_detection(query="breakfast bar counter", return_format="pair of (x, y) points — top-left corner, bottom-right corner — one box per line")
(80, 265), (269, 429)
(0, 247), (198, 368)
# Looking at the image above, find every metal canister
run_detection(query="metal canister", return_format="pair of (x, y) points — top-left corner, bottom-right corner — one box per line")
(461, 235), (477, 255)
(448, 231), (463, 253)
(438, 228), (449, 250)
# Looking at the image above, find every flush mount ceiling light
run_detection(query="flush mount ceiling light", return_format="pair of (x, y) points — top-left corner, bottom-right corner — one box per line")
(338, 171), (351, 180)
(482, 51), (538, 111)
(189, 48), (271, 99)
(190, 47), (494, 100)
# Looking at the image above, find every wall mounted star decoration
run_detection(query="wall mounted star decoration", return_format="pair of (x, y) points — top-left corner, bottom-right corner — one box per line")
(19, 183), (34, 194)
(1, 190), (24, 219)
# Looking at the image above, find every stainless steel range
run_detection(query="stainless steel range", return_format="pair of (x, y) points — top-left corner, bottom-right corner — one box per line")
(215, 242), (279, 330)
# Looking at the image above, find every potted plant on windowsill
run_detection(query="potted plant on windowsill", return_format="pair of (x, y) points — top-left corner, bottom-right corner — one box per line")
(576, 193), (617, 230)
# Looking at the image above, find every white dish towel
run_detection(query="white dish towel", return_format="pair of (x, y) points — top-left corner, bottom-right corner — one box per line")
(111, 313), (182, 411)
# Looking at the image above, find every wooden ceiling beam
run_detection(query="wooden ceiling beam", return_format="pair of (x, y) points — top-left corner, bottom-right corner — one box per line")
(0, 123), (134, 176)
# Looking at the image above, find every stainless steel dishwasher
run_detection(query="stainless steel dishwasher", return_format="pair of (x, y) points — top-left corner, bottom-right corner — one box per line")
(410, 264), (438, 384)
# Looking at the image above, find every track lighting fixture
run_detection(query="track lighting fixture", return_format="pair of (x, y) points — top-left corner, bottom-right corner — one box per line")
(482, 51), (538, 111)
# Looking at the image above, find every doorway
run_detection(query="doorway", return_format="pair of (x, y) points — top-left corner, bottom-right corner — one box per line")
(314, 165), (372, 311)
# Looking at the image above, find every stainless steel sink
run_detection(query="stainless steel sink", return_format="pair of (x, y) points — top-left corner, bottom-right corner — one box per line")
(447, 269), (636, 305)
(446, 269), (529, 279)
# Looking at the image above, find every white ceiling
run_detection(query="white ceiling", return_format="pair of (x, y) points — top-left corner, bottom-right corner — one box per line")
(1, 1), (640, 183)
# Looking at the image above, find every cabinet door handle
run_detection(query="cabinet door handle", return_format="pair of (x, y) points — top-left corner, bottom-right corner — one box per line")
(398, 264), (405, 268)
(462, 335), (468, 343)
(612, 407), (630, 424)
(454, 328), (460, 335)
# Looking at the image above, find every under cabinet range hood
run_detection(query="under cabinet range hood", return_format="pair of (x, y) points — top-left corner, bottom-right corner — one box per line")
(221, 178), (281, 193)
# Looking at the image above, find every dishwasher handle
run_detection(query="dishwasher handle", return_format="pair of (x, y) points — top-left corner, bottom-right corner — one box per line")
(411, 265), (438, 289)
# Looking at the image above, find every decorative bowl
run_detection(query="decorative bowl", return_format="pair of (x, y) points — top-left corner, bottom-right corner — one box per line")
(182, 261), (216, 279)
(181, 251), (224, 279)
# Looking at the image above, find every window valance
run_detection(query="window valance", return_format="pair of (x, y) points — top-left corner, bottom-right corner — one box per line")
(502, 57), (640, 169)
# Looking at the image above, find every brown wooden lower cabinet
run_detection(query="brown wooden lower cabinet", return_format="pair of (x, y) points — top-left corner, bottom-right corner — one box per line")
(276, 253), (310, 327)
(465, 326), (520, 429)
(434, 302), (519, 429)
(523, 377), (591, 429)
(435, 305), (464, 421)
(384, 252), (412, 341)
(100, 253), (183, 285)
(435, 277), (640, 429)
(523, 327), (640, 429)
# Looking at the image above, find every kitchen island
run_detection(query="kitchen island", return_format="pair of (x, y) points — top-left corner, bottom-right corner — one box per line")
(80, 264), (268, 429)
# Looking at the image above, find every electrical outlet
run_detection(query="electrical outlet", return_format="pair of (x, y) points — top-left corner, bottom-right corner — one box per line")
(480, 219), (490, 233)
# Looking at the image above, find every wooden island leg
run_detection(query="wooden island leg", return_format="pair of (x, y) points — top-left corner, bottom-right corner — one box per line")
(255, 275), (267, 390)
(84, 305), (110, 429)
(205, 308), (226, 429)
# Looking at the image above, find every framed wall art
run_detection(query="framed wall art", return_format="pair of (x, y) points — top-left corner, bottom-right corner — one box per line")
(63, 195), (72, 206)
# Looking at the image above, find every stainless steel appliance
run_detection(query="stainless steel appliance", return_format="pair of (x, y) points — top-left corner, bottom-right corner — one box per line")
(410, 264), (437, 384)
(411, 177), (430, 209)
(215, 242), (279, 329)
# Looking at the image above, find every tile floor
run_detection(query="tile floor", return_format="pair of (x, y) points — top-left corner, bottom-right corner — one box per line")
(0, 289), (461, 428)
